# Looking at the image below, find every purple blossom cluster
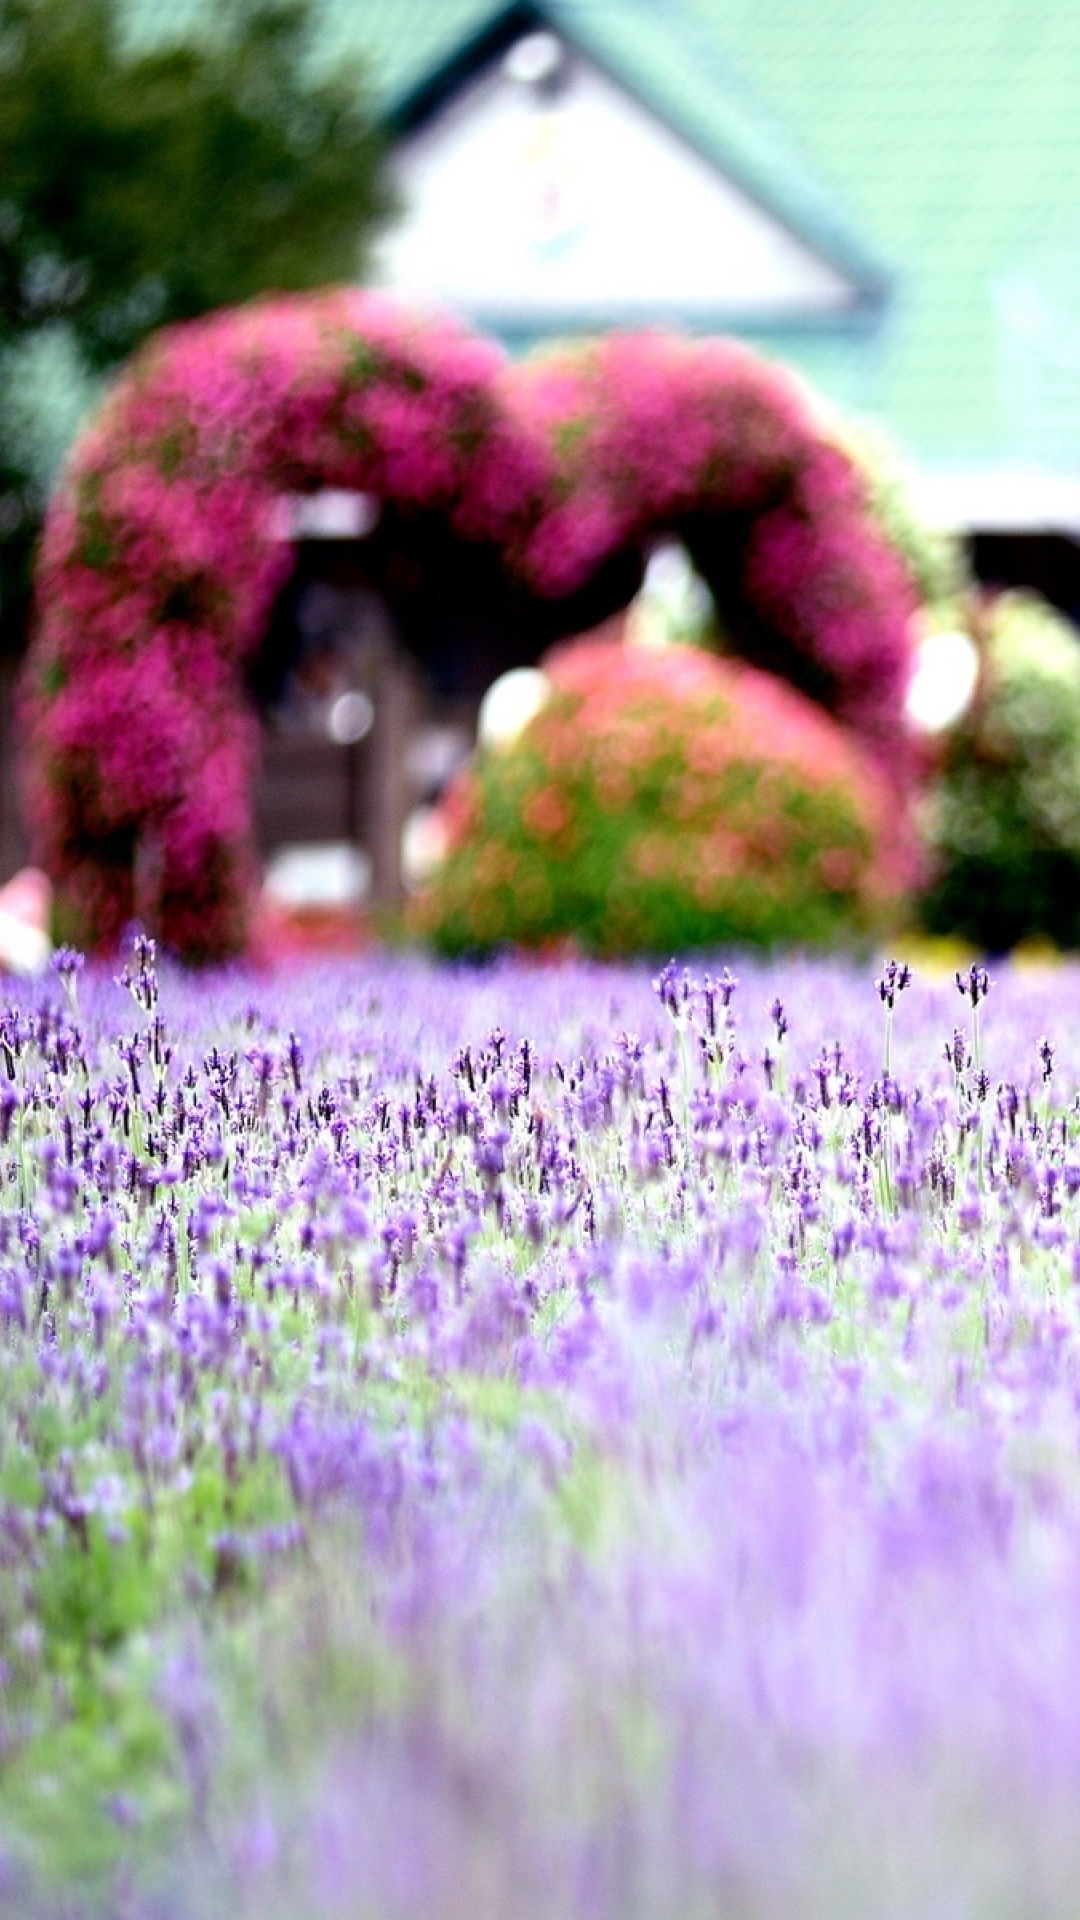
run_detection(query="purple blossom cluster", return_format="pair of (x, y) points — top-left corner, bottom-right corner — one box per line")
(21, 294), (918, 963)
(5, 949), (1080, 1916)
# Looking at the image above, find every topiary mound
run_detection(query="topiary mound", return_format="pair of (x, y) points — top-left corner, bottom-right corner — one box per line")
(920, 592), (1080, 951)
(412, 636), (904, 958)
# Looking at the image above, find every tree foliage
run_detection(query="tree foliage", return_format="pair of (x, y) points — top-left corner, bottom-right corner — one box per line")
(0, 0), (390, 606)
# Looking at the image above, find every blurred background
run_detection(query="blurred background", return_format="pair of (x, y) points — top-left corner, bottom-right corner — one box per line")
(3, 0), (1080, 955)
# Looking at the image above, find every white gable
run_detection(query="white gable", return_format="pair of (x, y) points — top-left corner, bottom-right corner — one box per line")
(373, 37), (858, 327)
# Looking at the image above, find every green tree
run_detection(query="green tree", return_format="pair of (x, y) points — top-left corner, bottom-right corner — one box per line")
(0, 0), (391, 614)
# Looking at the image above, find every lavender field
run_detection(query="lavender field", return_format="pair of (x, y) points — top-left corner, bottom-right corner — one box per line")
(3, 943), (1080, 1916)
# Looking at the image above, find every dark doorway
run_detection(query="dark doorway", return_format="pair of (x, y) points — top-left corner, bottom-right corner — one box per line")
(969, 532), (1080, 628)
(250, 513), (646, 907)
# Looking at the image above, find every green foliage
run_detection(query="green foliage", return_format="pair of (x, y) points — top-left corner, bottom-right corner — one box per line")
(1, 1650), (183, 1885)
(920, 592), (1080, 949)
(0, 0), (390, 607)
(0, 0), (389, 362)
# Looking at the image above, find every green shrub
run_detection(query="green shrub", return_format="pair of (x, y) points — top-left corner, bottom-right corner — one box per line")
(920, 592), (1080, 949)
(412, 637), (908, 958)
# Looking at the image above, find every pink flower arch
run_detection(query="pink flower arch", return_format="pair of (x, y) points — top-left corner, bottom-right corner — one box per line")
(21, 291), (550, 959)
(21, 293), (918, 960)
(514, 332), (918, 769)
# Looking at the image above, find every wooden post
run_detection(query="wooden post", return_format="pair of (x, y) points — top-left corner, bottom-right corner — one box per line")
(366, 648), (418, 909)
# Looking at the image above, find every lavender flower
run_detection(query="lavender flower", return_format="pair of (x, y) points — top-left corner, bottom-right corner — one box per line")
(2, 950), (1080, 1919)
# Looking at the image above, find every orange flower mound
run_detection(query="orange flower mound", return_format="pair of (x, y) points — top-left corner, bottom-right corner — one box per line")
(413, 638), (911, 957)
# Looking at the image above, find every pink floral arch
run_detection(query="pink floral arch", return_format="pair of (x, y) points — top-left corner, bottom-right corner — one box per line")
(514, 332), (918, 770)
(21, 291), (918, 960)
(21, 291), (550, 959)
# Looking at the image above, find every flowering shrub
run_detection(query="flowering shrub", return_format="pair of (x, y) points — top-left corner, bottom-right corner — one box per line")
(20, 290), (548, 960)
(5, 947), (1080, 1914)
(22, 300), (920, 961)
(920, 591), (1080, 949)
(514, 331), (919, 775)
(413, 635), (905, 956)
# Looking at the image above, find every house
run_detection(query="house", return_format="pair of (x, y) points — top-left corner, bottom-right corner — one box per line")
(349, 0), (1080, 609)
(369, 2), (886, 350)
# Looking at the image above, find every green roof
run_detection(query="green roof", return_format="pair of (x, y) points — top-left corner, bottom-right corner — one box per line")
(685, 0), (1080, 470)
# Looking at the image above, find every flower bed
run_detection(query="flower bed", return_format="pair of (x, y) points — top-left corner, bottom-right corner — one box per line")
(413, 634), (907, 955)
(21, 297), (920, 963)
(4, 947), (1080, 1914)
